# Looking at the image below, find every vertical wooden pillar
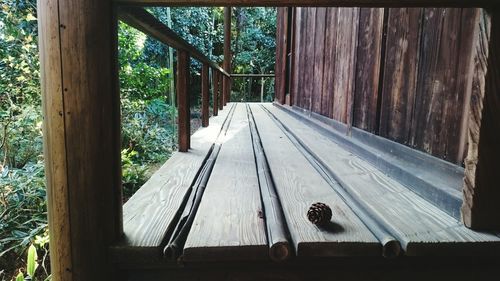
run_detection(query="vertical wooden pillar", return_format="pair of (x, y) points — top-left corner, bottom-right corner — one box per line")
(462, 9), (500, 230)
(37, 0), (122, 280)
(201, 63), (209, 127)
(212, 69), (219, 116)
(219, 72), (224, 110)
(177, 50), (191, 152)
(224, 7), (232, 104)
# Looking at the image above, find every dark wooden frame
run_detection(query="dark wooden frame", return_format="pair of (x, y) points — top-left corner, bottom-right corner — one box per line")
(37, 1), (499, 281)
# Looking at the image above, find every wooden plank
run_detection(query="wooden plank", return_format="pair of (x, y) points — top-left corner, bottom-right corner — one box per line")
(462, 9), (500, 229)
(378, 8), (422, 145)
(219, 74), (225, 110)
(275, 8), (284, 103)
(112, 106), (234, 264)
(177, 50), (190, 152)
(411, 8), (478, 164)
(202, 63), (209, 127)
(353, 8), (384, 133)
(184, 104), (268, 261)
(332, 8), (359, 124)
(224, 7), (232, 104)
(250, 104), (381, 257)
(291, 8), (301, 107)
(296, 8), (307, 108)
(114, 0), (493, 8)
(264, 103), (500, 255)
(288, 8), (296, 106)
(312, 8), (327, 114)
(321, 8), (337, 118)
(303, 8), (316, 111)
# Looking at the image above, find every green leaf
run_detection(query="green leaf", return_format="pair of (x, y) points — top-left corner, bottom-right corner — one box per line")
(16, 271), (25, 281)
(26, 244), (38, 277)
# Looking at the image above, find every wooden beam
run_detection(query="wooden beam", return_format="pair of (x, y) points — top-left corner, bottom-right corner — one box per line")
(213, 70), (219, 116)
(202, 63), (210, 127)
(114, 0), (493, 8)
(177, 50), (191, 152)
(118, 7), (230, 77)
(37, 0), (122, 280)
(462, 9), (500, 230)
(224, 7), (232, 104)
(231, 74), (276, 78)
(219, 73), (224, 110)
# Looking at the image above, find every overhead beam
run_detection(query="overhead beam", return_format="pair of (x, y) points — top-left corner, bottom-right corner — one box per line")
(114, 0), (492, 8)
(231, 74), (276, 78)
(118, 7), (230, 77)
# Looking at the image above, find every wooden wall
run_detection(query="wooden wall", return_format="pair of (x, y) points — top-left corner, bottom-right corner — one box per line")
(278, 7), (478, 165)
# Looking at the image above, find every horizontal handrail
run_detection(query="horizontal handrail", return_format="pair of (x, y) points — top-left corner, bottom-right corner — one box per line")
(231, 74), (275, 78)
(118, 7), (230, 77)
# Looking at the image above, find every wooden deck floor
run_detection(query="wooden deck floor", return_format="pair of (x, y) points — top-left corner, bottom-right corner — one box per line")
(112, 103), (500, 267)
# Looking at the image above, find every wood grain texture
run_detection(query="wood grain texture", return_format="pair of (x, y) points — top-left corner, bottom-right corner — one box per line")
(202, 63), (209, 127)
(265, 103), (500, 255)
(114, 0), (493, 8)
(312, 8), (327, 114)
(412, 8), (479, 164)
(321, 8), (338, 118)
(212, 70), (219, 116)
(275, 8), (286, 104)
(224, 7), (232, 104)
(353, 8), (384, 133)
(114, 107), (233, 263)
(177, 50), (190, 152)
(379, 8), (422, 144)
(251, 104), (380, 257)
(291, 8), (301, 107)
(296, 8), (308, 108)
(303, 8), (316, 111)
(37, 0), (73, 279)
(332, 8), (359, 125)
(462, 9), (500, 230)
(184, 104), (268, 261)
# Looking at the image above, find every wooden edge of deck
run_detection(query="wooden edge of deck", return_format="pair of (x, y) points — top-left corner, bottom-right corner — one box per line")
(182, 245), (270, 262)
(110, 105), (235, 264)
(297, 241), (382, 257)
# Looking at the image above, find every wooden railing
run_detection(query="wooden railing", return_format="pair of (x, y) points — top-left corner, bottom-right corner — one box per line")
(118, 7), (230, 152)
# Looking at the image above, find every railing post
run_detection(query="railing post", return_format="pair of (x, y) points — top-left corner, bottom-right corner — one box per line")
(224, 7), (232, 104)
(202, 63), (209, 127)
(212, 69), (218, 116)
(177, 50), (190, 152)
(219, 73), (224, 110)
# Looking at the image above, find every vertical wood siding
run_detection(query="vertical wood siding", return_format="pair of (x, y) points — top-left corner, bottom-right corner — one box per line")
(279, 7), (478, 165)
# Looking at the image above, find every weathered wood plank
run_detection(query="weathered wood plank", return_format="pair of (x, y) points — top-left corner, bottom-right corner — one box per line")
(296, 8), (308, 108)
(379, 8), (422, 145)
(462, 9), (500, 230)
(291, 8), (302, 107)
(275, 8), (285, 104)
(114, 0), (494, 8)
(112, 106), (234, 264)
(412, 8), (478, 164)
(202, 63), (209, 127)
(212, 70), (219, 116)
(250, 104), (381, 257)
(321, 8), (338, 118)
(184, 104), (268, 262)
(223, 7), (232, 105)
(332, 8), (359, 124)
(312, 8), (327, 114)
(353, 8), (384, 133)
(303, 8), (316, 111)
(265, 103), (500, 255)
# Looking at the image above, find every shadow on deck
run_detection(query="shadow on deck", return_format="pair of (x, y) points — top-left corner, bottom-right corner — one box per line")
(111, 103), (500, 280)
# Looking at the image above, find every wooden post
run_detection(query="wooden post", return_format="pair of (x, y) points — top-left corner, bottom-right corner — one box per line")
(462, 9), (500, 230)
(219, 72), (224, 110)
(202, 63), (209, 127)
(212, 69), (219, 116)
(37, 0), (122, 280)
(177, 50), (190, 152)
(224, 7), (232, 104)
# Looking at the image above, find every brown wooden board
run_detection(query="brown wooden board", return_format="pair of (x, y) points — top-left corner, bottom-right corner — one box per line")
(302, 8), (316, 111)
(112, 106), (233, 264)
(321, 8), (338, 118)
(297, 8), (308, 108)
(265, 103), (500, 256)
(411, 8), (478, 164)
(312, 8), (327, 114)
(378, 8), (422, 145)
(183, 104), (268, 262)
(250, 104), (381, 257)
(202, 63), (209, 127)
(353, 8), (384, 133)
(332, 8), (359, 124)
(291, 8), (302, 107)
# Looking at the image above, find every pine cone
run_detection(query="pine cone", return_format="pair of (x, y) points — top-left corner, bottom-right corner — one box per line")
(307, 202), (332, 226)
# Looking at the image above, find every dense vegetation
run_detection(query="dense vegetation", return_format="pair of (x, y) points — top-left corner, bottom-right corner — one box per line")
(0, 3), (275, 280)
